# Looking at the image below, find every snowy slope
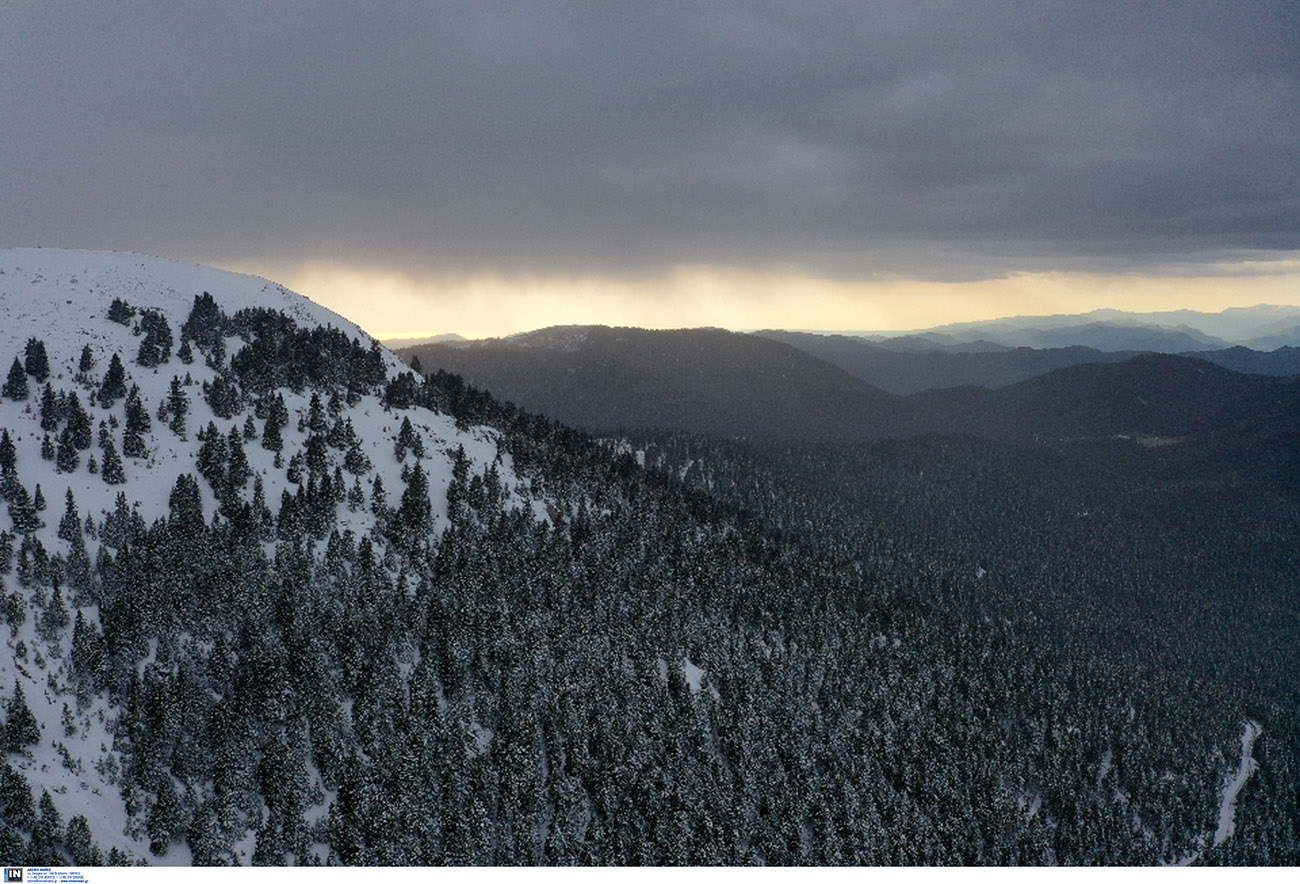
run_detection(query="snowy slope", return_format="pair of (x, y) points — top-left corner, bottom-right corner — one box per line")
(0, 249), (541, 862)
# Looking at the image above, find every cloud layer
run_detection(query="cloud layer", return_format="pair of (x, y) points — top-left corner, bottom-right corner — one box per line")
(3, 1), (1298, 283)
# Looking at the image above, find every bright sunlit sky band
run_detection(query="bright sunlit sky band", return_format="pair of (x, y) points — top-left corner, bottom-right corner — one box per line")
(3, 2), (1297, 338)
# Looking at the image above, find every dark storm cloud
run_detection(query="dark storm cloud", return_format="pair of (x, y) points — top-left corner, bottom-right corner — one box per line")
(2, 0), (1297, 278)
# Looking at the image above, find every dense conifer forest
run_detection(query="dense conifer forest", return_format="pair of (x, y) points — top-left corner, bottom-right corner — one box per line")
(0, 253), (1295, 865)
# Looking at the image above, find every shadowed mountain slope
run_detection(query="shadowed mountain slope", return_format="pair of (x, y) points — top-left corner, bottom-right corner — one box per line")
(406, 326), (901, 444)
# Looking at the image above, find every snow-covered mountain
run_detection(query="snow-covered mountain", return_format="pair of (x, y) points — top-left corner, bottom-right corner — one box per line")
(0, 249), (536, 863)
(0, 250), (1286, 867)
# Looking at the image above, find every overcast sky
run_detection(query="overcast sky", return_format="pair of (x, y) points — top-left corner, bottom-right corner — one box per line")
(3, 1), (1297, 336)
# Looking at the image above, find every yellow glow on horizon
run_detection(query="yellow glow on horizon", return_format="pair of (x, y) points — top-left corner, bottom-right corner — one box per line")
(220, 259), (1300, 341)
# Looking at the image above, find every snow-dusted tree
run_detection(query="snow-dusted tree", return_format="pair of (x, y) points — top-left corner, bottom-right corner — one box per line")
(136, 310), (174, 367)
(65, 392), (92, 450)
(56, 426), (79, 473)
(123, 386), (151, 457)
(107, 297), (135, 325)
(4, 683), (40, 751)
(2, 357), (28, 400)
(165, 376), (189, 437)
(98, 352), (127, 407)
(23, 338), (49, 383)
(101, 438), (126, 485)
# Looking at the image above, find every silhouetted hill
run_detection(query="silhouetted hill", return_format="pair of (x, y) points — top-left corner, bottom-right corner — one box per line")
(1191, 345), (1300, 377)
(409, 331), (1300, 451)
(755, 330), (1141, 394)
(906, 353), (1300, 443)
(405, 326), (901, 444)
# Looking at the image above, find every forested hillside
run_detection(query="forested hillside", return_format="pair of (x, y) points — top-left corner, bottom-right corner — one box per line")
(0, 252), (1293, 865)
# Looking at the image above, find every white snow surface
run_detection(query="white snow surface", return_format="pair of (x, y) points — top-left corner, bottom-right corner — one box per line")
(1214, 720), (1262, 847)
(0, 249), (543, 862)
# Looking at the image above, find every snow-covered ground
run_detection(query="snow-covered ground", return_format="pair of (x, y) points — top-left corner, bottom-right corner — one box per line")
(1214, 720), (1261, 847)
(0, 249), (547, 861)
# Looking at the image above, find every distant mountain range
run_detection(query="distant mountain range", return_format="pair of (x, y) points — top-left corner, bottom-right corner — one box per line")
(408, 326), (897, 445)
(379, 332), (466, 349)
(861, 304), (1300, 351)
(755, 330), (1300, 395)
(402, 325), (1300, 448)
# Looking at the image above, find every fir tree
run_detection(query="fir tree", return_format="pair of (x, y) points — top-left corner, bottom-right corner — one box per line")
(8, 485), (40, 534)
(123, 386), (151, 457)
(308, 392), (328, 433)
(136, 310), (174, 367)
(65, 392), (92, 449)
(65, 815), (100, 865)
(261, 417), (283, 452)
(98, 353), (127, 407)
(56, 426), (79, 473)
(168, 474), (205, 539)
(393, 463), (432, 548)
(181, 291), (226, 353)
(0, 764), (36, 830)
(23, 338), (49, 383)
(38, 581), (68, 641)
(30, 790), (63, 864)
(0, 430), (14, 477)
(205, 374), (242, 419)
(100, 438), (126, 484)
(166, 376), (188, 437)
(3, 357), (28, 400)
(77, 344), (95, 375)
(39, 385), (61, 431)
(58, 490), (81, 543)
(4, 684), (40, 751)
(227, 427), (250, 491)
(107, 297), (135, 324)
(39, 434), (54, 461)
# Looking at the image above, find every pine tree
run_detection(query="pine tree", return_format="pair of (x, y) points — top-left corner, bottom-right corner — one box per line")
(123, 386), (151, 457)
(77, 344), (95, 375)
(65, 815), (100, 865)
(58, 489), (81, 543)
(5, 683), (40, 751)
(30, 790), (63, 864)
(181, 291), (225, 353)
(101, 438), (126, 484)
(393, 463), (432, 548)
(38, 582), (69, 641)
(226, 427), (250, 491)
(3, 357), (28, 400)
(0, 430), (14, 477)
(24, 338), (50, 383)
(261, 417), (283, 452)
(40, 385), (61, 431)
(65, 392), (92, 449)
(39, 434), (54, 461)
(0, 764), (36, 830)
(136, 310), (174, 367)
(107, 297), (135, 325)
(98, 353), (127, 406)
(166, 376), (188, 436)
(308, 392), (327, 433)
(8, 485), (41, 534)
(56, 426), (80, 473)
(168, 474), (205, 538)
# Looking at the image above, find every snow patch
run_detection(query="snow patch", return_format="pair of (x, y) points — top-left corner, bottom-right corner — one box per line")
(1214, 720), (1261, 847)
